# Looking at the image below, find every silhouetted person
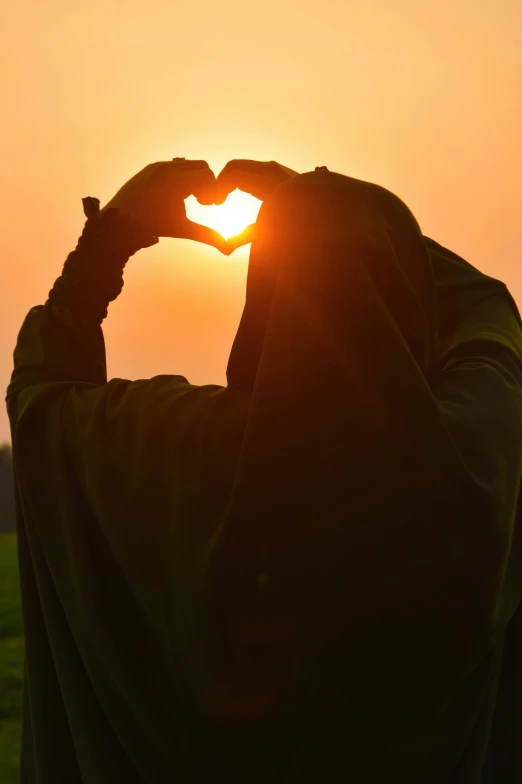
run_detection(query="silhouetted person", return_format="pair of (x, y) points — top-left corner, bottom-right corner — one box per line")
(6, 159), (522, 783)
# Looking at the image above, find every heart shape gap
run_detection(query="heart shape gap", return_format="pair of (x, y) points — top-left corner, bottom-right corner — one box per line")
(185, 190), (262, 240)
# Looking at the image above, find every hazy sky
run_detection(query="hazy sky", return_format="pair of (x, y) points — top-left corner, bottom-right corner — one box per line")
(1, 0), (521, 442)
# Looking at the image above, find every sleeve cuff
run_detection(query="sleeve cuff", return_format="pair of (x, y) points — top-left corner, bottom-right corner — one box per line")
(47, 197), (159, 324)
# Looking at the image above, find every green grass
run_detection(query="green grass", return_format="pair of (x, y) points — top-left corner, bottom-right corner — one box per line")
(0, 533), (23, 784)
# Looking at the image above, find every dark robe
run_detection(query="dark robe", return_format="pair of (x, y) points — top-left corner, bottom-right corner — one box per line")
(6, 170), (522, 783)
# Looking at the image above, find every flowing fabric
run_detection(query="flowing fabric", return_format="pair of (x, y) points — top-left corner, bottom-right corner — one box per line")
(6, 170), (522, 783)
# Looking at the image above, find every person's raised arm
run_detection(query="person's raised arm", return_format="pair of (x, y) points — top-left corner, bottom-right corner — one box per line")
(6, 159), (230, 402)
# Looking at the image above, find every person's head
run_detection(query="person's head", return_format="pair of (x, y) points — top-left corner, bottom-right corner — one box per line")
(227, 169), (439, 394)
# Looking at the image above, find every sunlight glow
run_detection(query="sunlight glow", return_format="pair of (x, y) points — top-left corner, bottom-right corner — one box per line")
(185, 189), (262, 239)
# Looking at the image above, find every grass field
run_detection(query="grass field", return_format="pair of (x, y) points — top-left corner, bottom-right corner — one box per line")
(0, 533), (23, 784)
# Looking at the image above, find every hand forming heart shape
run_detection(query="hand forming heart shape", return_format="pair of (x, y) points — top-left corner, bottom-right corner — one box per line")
(101, 158), (299, 255)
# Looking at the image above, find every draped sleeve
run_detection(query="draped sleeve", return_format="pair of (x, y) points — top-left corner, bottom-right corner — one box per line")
(5, 200), (250, 784)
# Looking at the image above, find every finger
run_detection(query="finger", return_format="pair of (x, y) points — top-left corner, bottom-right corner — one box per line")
(214, 171), (267, 203)
(154, 159), (211, 180)
(225, 223), (257, 253)
(215, 160), (268, 202)
(171, 158), (211, 172)
(179, 219), (231, 255)
(158, 161), (217, 204)
(189, 167), (218, 205)
(152, 163), (215, 207)
(217, 159), (266, 178)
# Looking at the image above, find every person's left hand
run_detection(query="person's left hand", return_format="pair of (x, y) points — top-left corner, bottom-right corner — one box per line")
(101, 158), (231, 255)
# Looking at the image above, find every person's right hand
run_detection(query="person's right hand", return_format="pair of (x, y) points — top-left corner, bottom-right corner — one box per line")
(214, 160), (299, 251)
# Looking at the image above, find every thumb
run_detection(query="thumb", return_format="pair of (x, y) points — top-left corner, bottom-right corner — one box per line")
(225, 223), (257, 253)
(179, 219), (232, 255)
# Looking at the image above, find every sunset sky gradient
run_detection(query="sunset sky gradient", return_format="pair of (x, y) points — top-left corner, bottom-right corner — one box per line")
(1, 0), (520, 442)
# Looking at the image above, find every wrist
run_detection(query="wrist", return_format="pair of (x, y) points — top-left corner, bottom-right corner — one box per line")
(47, 198), (158, 323)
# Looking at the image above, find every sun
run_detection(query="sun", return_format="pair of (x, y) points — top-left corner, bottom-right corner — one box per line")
(185, 189), (262, 240)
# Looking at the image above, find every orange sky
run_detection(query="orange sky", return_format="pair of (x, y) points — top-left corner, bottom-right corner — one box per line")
(1, 0), (521, 443)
